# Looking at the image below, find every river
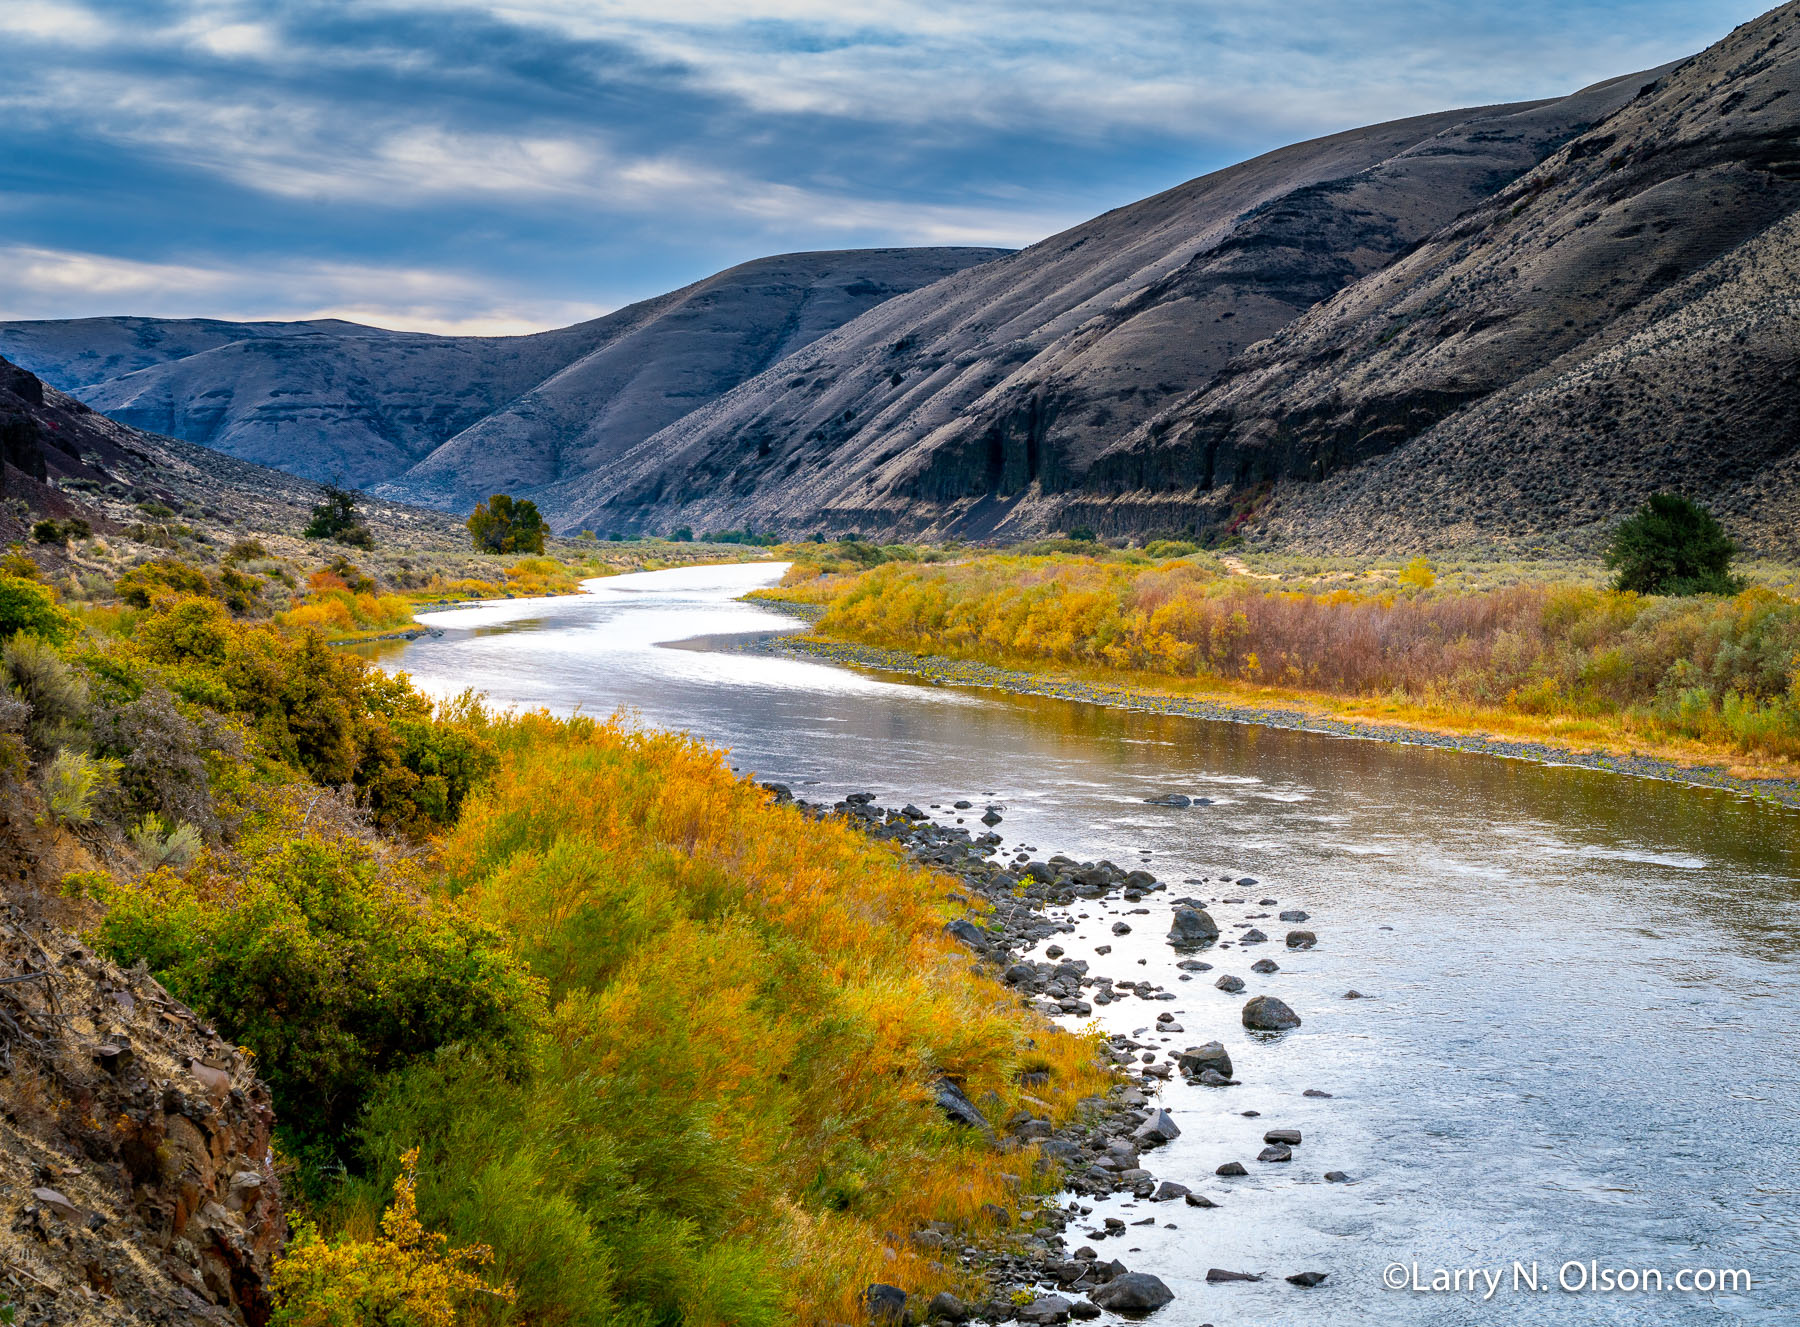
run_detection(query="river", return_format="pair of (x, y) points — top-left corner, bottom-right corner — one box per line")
(364, 562), (1799, 1324)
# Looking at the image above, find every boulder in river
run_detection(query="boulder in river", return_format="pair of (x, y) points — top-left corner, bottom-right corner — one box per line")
(1286, 929), (1317, 950)
(1241, 928), (1268, 944)
(1206, 1268), (1261, 1283)
(1288, 1271), (1330, 1287)
(1151, 1180), (1190, 1202)
(1133, 1109), (1181, 1146)
(1216, 1161), (1248, 1176)
(1144, 793), (1191, 807)
(1176, 1042), (1233, 1079)
(1089, 1273), (1175, 1311)
(981, 810), (1003, 826)
(1017, 1294), (1072, 1324)
(1166, 907), (1219, 948)
(1279, 909), (1310, 923)
(1215, 974), (1245, 994)
(1264, 1127), (1302, 1145)
(1258, 1143), (1293, 1162)
(1243, 995), (1302, 1031)
(1184, 1191), (1218, 1208)
(1251, 958), (1280, 974)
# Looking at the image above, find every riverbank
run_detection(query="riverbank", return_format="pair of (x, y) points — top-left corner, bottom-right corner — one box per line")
(748, 621), (1800, 808)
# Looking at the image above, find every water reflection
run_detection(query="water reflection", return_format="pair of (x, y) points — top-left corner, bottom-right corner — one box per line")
(369, 563), (1800, 1324)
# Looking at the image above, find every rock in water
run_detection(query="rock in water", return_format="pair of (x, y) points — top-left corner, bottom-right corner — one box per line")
(1206, 1268), (1262, 1283)
(864, 1283), (907, 1322)
(1017, 1294), (1073, 1323)
(1133, 1109), (1181, 1145)
(1215, 974), (1245, 993)
(1216, 1160), (1248, 1176)
(1286, 929), (1317, 949)
(1288, 1271), (1330, 1287)
(1151, 1180), (1191, 1202)
(1257, 1143), (1293, 1162)
(1243, 994), (1302, 1031)
(1251, 957), (1280, 973)
(934, 1078), (991, 1131)
(1090, 1272), (1175, 1311)
(1144, 793), (1191, 807)
(1167, 907), (1220, 947)
(1264, 1127), (1302, 1145)
(1176, 1041), (1233, 1079)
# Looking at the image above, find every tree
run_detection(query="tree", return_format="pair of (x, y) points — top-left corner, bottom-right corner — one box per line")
(304, 484), (374, 548)
(466, 494), (547, 554)
(1604, 494), (1741, 595)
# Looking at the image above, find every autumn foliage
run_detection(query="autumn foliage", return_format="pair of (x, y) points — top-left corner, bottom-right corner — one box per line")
(783, 555), (1800, 760)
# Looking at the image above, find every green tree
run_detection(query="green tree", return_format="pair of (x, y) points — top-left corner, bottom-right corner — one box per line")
(304, 483), (374, 548)
(1604, 494), (1741, 595)
(466, 494), (548, 554)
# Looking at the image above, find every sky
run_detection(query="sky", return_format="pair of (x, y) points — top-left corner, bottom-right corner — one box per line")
(0, 0), (1773, 334)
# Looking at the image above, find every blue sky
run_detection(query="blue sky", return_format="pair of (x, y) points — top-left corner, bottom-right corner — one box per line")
(0, 0), (1770, 333)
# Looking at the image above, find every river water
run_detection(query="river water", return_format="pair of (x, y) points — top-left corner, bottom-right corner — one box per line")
(366, 562), (1799, 1325)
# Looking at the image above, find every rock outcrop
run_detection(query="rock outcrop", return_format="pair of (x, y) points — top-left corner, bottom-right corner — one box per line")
(0, 899), (284, 1325)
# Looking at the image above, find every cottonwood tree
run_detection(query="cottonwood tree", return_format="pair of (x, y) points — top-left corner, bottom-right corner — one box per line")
(467, 494), (548, 554)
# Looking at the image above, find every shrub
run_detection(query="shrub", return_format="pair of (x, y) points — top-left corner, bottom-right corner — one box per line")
(341, 713), (1110, 1322)
(2, 634), (88, 753)
(44, 748), (118, 825)
(1604, 494), (1741, 595)
(0, 575), (71, 643)
(91, 830), (545, 1161)
(91, 685), (232, 831)
(271, 1148), (514, 1327)
(128, 814), (203, 869)
(116, 559), (213, 608)
(466, 495), (547, 555)
(1398, 556), (1437, 591)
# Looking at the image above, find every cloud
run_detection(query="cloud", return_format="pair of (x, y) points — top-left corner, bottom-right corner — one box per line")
(0, 0), (1772, 330)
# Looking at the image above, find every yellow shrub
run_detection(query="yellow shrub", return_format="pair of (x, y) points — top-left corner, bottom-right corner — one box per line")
(272, 1148), (513, 1327)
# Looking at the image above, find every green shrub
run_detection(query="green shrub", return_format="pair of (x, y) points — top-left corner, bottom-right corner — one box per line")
(116, 559), (213, 608)
(2, 634), (88, 753)
(92, 831), (545, 1164)
(128, 814), (203, 868)
(1605, 494), (1742, 595)
(0, 575), (71, 643)
(44, 748), (119, 824)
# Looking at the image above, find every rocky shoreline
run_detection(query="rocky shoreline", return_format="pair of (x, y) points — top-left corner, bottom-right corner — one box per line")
(748, 625), (1800, 809)
(770, 784), (1328, 1324)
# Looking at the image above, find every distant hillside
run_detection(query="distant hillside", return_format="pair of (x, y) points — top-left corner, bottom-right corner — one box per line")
(0, 248), (1003, 495)
(0, 352), (466, 552)
(557, 7), (1799, 556)
(551, 71), (1656, 537)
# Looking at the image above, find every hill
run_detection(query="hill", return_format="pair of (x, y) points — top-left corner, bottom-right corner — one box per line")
(551, 70), (1657, 537)
(0, 248), (1003, 495)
